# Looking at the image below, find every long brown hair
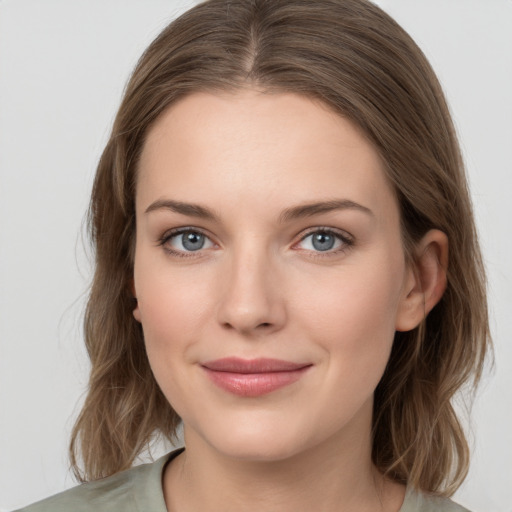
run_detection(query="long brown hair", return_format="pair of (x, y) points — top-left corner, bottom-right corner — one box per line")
(70, 0), (490, 495)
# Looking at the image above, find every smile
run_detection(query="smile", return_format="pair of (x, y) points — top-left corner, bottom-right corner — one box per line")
(201, 357), (312, 397)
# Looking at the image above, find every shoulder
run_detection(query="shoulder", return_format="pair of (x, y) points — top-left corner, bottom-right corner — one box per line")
(13, 450), (181, 512)
(13, 470), (140, 512)
(401, 487), (472, 512)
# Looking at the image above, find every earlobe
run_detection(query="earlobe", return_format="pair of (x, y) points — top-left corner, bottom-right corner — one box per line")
(395, 229), (448, 332)
(133, 300), (141, 322)
(131, 279), (142, 323)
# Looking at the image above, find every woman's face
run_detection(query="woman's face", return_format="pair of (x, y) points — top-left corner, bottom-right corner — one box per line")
(133, 90), (415, 461)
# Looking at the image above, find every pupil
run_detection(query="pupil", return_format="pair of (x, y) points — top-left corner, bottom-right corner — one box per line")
(312, 232), (334, 251)
(182, 232), (204, 251)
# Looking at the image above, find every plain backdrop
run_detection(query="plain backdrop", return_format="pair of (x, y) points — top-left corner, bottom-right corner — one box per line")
(1, 1), (511, 510)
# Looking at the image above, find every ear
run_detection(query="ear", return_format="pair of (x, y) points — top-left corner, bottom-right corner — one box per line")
(131, 279), (142, 323)
(395, 229), (448, 332)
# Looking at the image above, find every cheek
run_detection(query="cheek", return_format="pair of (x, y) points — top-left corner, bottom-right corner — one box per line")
(133, 249), (216, 360)
(294, 254), (404, 374)
(287, 259), (404, 430)
(134, 259), (217, 414)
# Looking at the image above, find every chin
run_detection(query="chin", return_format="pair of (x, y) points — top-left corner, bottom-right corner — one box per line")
(215, 437), (304, 462)
(187, 411), (323, 463)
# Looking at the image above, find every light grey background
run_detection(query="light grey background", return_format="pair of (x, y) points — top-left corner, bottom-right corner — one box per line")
(1, 1), (511, 510)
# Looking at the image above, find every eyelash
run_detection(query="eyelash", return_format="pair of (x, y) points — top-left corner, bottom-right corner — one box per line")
(157, 226), (354, 259)
(296, 227), (354, 258)
(158, 227), (214, 259)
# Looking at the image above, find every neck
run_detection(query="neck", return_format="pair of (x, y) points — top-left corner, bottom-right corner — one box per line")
(163, 404), (405, 512)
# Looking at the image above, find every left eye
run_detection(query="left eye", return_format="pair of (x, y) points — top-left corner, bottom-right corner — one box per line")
(297, 230), (349, 252)
(165, 230), (215, 252)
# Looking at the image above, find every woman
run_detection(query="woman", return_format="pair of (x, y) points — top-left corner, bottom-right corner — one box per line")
(16, 0), (490, 510)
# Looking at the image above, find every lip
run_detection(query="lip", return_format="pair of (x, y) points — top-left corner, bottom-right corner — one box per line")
(201, 357), (312, 397)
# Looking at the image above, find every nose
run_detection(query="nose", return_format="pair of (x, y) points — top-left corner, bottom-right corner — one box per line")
(216, 244), (286, 337)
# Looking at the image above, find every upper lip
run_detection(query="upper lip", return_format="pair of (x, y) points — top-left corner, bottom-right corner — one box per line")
(201, 357), (311, 374)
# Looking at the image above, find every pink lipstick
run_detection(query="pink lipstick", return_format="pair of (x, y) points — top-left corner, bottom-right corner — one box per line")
(201, 357), (311, 397)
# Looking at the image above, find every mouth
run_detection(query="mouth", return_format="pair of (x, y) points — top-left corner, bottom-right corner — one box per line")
(201, 357), (312, 397)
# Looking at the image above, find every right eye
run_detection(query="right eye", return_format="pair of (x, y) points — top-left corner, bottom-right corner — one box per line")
(160, 228), (215, 257)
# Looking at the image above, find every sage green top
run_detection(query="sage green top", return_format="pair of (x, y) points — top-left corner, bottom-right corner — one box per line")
(15, 448), (470, 512)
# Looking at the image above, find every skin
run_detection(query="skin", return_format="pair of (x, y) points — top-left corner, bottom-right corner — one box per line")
(133, 89), (448, 512)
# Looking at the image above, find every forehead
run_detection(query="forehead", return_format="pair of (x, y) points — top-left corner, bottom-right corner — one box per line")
(137, 90), (397, 222)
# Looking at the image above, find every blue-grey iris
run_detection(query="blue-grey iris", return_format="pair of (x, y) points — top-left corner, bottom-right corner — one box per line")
(182, 232), (205, 251)
(312, 232), (335, 251)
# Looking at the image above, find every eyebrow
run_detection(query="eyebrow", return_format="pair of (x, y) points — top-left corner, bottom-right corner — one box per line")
(278, 199), (374, 222)
(145, 199), (219, 220)
(144, 198), (374, 222)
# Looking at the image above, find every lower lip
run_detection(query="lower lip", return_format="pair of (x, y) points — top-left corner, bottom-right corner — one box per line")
(202, 366), (311, 397)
